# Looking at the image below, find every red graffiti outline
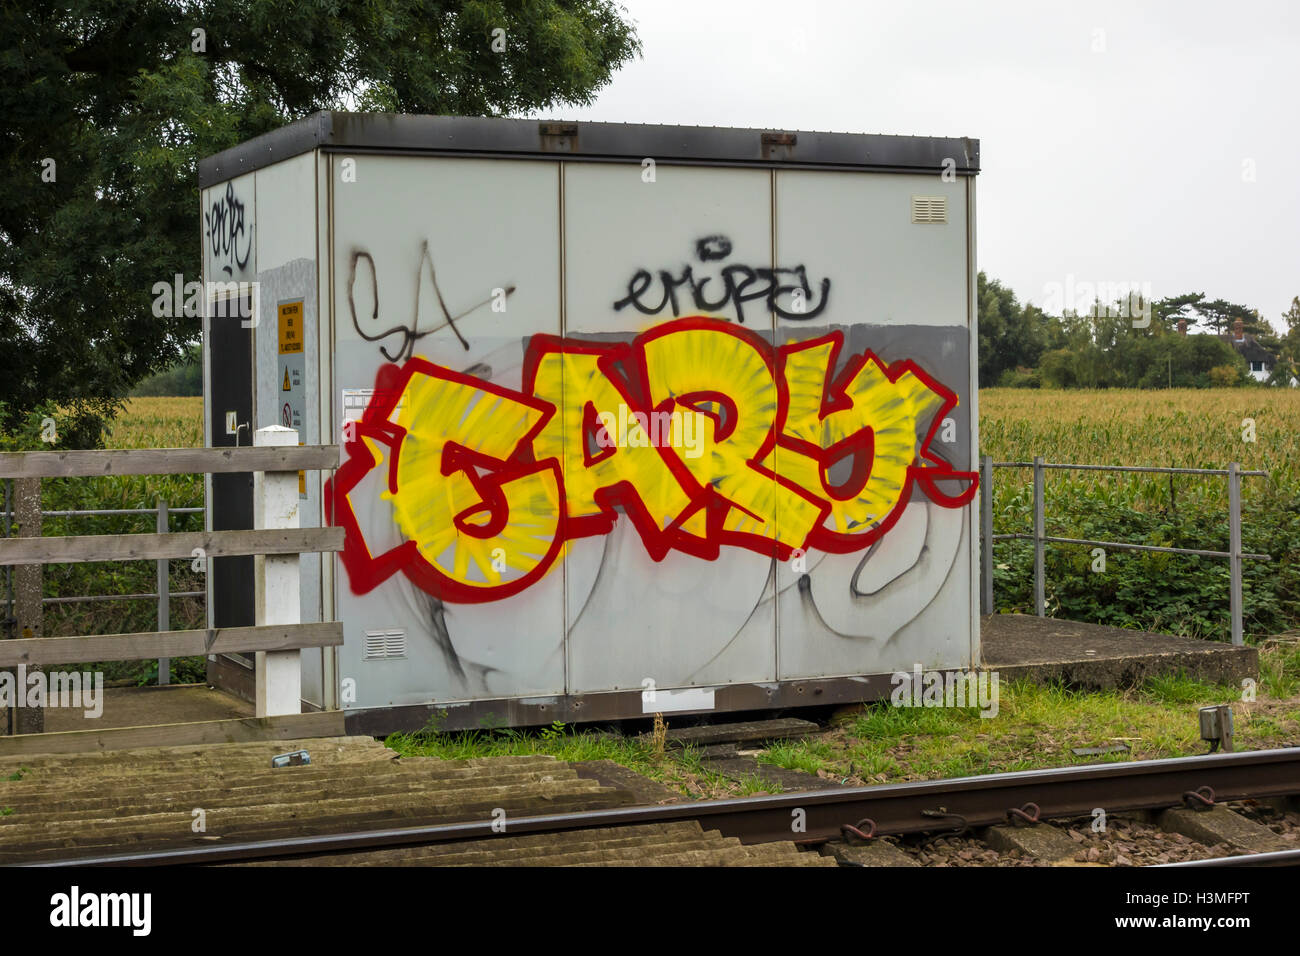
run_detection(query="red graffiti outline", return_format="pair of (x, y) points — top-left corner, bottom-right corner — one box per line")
(326, 357), (566, 601)
(774, 330), (977, 554)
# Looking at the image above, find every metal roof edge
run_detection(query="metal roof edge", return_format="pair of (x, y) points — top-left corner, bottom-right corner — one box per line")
(199, 112), (332, 187)
(199, 111), (978, 187)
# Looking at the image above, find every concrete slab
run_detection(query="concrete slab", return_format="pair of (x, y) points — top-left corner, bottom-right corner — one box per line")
(982, 614), (1257, 690)
(821, 840), (919, 866)
(982, 823), (1079, 862)
(39, 682), (252, 733)
(1157, 806), (1291, 853)
(572, 759), (685, 806)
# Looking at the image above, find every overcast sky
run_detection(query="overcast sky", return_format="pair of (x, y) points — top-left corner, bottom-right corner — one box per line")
(548, 0), (1300, 332)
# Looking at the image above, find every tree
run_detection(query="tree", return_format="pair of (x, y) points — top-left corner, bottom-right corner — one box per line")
(1270, 296), (1300, 386)
(1153, 292), (1204, 335)
(1191, 297), (1269, 339)
(977, 272), (1059, 387)
(131, 344), (203, 396)
(1284, 297), (1300, 336)
(0, 1), (641, 446)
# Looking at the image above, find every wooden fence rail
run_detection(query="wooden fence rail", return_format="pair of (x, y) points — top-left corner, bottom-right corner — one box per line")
(0, 444), (338, 479)
(0, 622), (344, 668)
(0, 527), (342, 566)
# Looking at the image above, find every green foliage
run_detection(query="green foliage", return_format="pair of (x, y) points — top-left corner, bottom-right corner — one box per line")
(538, 719), (567, 741)
(996, 366), (1042, 389)
(1260, 642), (1300, 698)
(0, 1), (641, 445)
(1036, 312), (1251, 390)
(989, 494), (1300, 641)
(0, 401), (115, 452)
(979, 277), (1291, 390)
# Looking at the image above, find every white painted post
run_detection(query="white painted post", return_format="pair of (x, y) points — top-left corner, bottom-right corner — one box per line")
(254, 426), (301, 717)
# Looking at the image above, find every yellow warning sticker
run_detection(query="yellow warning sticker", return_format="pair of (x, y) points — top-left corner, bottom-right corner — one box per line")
(278, 300), (303, 354)
(283, 368), (291, 390)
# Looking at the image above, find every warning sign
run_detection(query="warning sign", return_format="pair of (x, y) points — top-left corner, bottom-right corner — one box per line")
(277, 298), (307, 499)
(278, 300), (303, 354)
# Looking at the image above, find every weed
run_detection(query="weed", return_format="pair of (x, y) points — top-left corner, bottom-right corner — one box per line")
(650, 712), (667, 755)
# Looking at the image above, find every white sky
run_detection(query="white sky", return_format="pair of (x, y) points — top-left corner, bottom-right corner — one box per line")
(547, 0), (1300, 332)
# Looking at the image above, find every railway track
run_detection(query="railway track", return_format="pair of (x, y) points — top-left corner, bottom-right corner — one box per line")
(34, 745), (1300, 867)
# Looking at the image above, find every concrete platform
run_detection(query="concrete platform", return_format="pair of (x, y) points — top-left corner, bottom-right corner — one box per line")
(982, 614), (1257, 689)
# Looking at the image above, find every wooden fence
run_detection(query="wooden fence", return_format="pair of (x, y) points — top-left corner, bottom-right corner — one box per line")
(0, 426), (342, 738)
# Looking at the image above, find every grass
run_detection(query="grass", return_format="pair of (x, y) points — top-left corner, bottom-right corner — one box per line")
(383, 643), (1300, 799)
(385, 715), (783, 800)
(755, 642), (1300, 787)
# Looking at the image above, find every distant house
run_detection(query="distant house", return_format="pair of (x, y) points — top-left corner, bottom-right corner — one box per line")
(1219, 317), (1286, 383)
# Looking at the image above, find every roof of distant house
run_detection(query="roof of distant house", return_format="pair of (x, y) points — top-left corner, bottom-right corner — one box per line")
(1220, 332), (1276, 365)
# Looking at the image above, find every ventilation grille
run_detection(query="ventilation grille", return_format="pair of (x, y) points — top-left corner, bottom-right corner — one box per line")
(363, 629), (407, 660)
(911, 196), (948, 223)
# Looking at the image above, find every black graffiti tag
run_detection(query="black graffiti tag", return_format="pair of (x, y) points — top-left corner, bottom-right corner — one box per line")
(205, 182), (254, 275)
(613, 235), (831, 323)
(347, 240), (515, 362)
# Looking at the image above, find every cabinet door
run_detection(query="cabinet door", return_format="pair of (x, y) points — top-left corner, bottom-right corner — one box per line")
(773, 170), (975, 680)
(330, 155), (565, 706)
(562, 163), (779, 694)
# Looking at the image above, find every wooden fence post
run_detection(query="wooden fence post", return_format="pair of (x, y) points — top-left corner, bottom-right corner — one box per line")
(13, 477), (43, 734)
(253, 426), (302, 717)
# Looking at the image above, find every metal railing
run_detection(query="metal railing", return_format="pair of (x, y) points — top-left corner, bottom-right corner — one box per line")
(979, 456), (1271, 645)
(0, 501), (205, 685)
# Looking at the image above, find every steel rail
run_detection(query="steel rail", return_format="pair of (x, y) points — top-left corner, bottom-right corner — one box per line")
(1155, 848), (1300, 868)
(27, 746), (1300, 867)
(991, 462), (1269, 477)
